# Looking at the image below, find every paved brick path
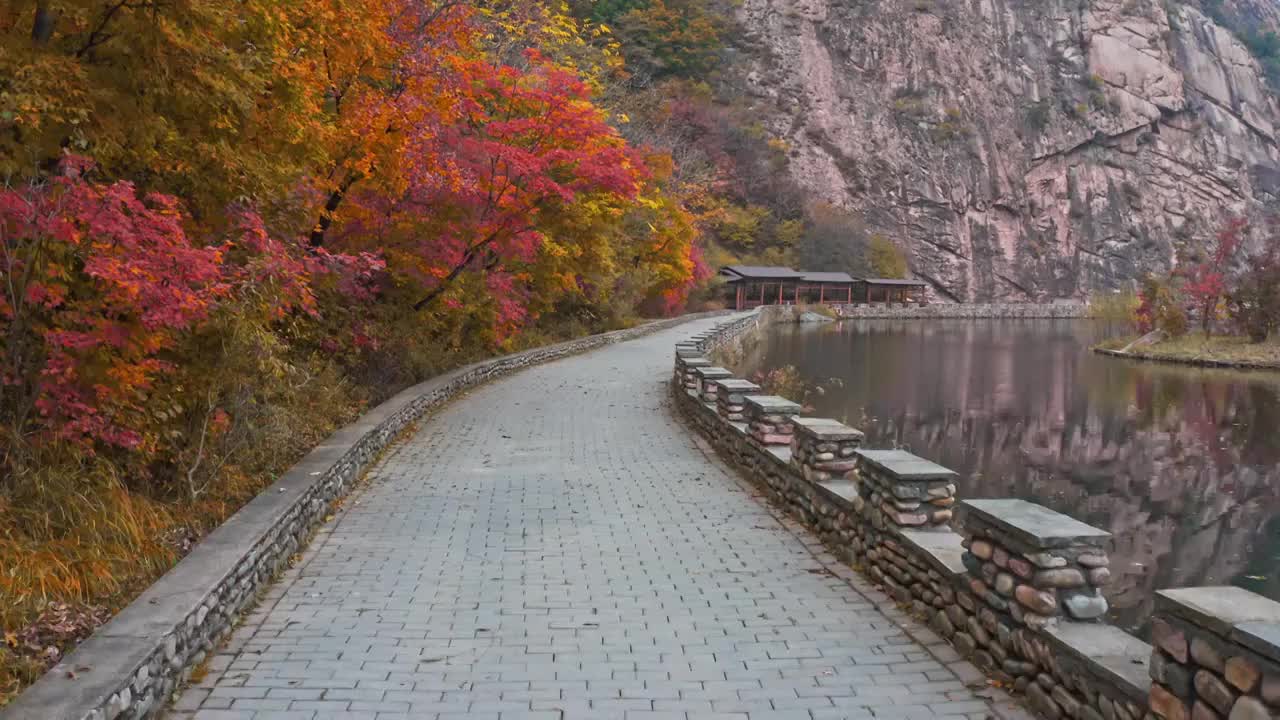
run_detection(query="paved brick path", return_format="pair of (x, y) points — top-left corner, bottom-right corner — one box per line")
(171, 316), (1024, 720)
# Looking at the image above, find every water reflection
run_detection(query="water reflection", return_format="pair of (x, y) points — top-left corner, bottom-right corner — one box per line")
(737, 319), (1280, 631)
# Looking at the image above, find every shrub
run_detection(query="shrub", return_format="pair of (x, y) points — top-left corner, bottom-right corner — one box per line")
(1137, 274), (1188, 337)
(752, 365), (806, 400)
(930, 107), (969, 141)
(1228, 248), (1280, 342)
(1087, 290), (1141, 333)
(867, 235), (909, 278)
(892, 96), (929, 120)
(1026, 101), (1051, 132)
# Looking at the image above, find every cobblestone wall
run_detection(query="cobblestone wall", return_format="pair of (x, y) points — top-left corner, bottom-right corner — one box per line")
(835, 303), (1087, 319)
(669, 313), (1280, 720)
(1, 312), (728, 720)
(1148, 588), (1280, 720)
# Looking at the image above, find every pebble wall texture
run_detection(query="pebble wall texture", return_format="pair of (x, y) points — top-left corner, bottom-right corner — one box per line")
(0, 312), (727, 720)
(1148, 588), (1280, 720)
(676, 308), (1280, 720)
(833, 304), (1087, 320)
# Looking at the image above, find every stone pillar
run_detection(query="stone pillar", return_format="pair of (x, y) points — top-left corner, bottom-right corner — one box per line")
(675, 355), (711, 388)
(743, 395), (802, 445)
(1148, 587), (1280, 720)
(693, 366), (733, 402)
(957, 499), (1112, 630)
(675, 341), (701, 357)
(713, 379), (762, 421)
(790, 417), (864, 482)
(854, 449), (958, 530)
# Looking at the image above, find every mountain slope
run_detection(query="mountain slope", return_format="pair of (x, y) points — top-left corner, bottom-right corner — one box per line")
(732, 0), (1280, 301)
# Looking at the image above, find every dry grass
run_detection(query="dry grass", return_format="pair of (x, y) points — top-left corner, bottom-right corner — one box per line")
(0, 468), (179, 703)
(1097, 334), (1280, 366)
(0, 401), (362, 707)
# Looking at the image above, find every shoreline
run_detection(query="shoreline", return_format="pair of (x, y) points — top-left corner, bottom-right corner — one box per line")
(1092, 345), (1280, 372)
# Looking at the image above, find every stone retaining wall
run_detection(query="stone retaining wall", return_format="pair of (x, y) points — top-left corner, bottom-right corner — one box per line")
(1, 311), (728, 720)
(672, 313), (1280, 720)
(835, 302), (1087, 319)
(1148, 588), (1280, 720)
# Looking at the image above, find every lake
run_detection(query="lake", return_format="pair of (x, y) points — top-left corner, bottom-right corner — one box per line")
(734, 318), (1280, 632)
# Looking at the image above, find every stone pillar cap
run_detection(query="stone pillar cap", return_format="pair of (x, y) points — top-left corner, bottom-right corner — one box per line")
(693, 366), (734, 379)
(713, 379), (762, 393)
(678, 357), (712, 367)
(793, 417), (864, 442)
(854, 449), (957, 481)
(1157, 586), (1280, 640)
(959, 499), (1110, 549)
(743, 395), (803, 413)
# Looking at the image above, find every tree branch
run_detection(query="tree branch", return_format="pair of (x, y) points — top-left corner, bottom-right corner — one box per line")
(75, 0), (132, 59)
(411, 223), (535, 312)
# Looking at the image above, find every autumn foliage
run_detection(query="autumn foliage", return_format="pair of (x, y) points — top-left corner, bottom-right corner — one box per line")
(1135, 218), (1280, 343)
(1, 0), (707, 698)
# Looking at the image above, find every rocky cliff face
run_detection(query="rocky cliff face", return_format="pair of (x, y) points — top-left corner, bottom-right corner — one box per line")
(732, 0), (1280, 301)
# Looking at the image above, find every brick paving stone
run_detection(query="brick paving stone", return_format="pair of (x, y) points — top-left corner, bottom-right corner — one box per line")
(167, 315), (1009, 719)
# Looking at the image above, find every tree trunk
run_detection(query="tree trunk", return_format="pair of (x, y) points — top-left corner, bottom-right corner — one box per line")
(308, 174), (359, 248)
(32, 2), (57, 43)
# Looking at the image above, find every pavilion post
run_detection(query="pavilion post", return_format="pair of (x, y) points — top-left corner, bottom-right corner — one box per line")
(819, 285), (825, 304)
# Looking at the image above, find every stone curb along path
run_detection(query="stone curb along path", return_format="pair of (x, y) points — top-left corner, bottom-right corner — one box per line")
(151, 310), (1021, 720)
(0, 311), (729, 720)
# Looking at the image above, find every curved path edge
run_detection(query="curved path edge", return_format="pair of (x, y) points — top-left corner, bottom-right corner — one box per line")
(1093, 346), (1280, 371)
(0, 312), (728, 720)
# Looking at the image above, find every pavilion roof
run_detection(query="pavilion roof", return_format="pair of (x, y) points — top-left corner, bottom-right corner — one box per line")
(720, 265), (805, 280)
(801, 271), (856, 284)
(860, 277), (928, 286)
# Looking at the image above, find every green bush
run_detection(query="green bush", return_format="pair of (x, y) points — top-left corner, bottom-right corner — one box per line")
(1087, 290), (1141, 331)
(1025, 101), (1051, 132)
(1228, 251), (1280, 342)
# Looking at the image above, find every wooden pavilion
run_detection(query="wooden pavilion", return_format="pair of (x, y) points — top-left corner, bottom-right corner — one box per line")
(856, 278), (929, 304)
(720, 265), (928, 310)
(720, 266), (806, 310)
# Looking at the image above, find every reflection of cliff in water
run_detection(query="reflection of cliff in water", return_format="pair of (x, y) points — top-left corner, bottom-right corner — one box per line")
(737, 320), (1280, 631)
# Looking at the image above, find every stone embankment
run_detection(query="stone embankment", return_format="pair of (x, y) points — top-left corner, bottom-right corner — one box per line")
(833, 303), (1088, 320)
(675, 309), (1280, 720)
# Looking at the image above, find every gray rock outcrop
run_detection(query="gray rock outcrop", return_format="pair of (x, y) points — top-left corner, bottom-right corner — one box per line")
(733, 0), (1280, 300)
